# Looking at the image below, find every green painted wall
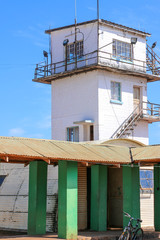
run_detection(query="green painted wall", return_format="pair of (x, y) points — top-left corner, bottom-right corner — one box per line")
(58, 161), (78, 239)
(91, 165), (107, 231)
(123, 165), (140, 228)
(28, 161), (48, 235)
(154, 165), (160, 231)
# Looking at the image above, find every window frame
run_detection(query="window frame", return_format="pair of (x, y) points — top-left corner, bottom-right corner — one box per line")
(66, 40), (84, 62)
(111, 81), (122, 103)
(140, 169), (153, 194)
(112, 39), (133, 62)
(67, 126), (79, 142)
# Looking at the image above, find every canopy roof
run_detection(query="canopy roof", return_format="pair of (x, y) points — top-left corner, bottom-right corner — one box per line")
(0, 136), (131, 165)
(0, 136), (160, 166)
(132, 145), (160, 164)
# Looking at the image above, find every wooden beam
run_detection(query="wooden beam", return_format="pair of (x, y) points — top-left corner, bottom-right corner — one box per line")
(5, 156), (9, 162)
(43, 159), (51, 164)
(24, 162), (29, 167)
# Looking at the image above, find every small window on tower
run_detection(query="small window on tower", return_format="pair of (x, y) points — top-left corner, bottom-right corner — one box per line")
(111, 81), (121, 102)
(113, 39), (132, 62)
(67, 127), (79, 142)
(67, 41), (83, 61)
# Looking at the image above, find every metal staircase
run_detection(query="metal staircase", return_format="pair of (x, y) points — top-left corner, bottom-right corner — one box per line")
(146, 44), (160, 75)
(111, 101), (160, 139)
(111, 104), (142, 139)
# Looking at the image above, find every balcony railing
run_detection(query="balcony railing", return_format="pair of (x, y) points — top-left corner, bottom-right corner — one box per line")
(143, 101), (160, 118)
(34, 50), (147, 79)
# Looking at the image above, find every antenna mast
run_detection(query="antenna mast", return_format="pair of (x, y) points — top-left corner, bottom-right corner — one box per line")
(97, 0), (99, 63)
(75, 0), (77, 69)
(97, 0), (99, 20)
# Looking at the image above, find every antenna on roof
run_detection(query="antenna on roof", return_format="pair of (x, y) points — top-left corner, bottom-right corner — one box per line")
(75, 0), (77, 69)
(97, 0), (99, 20)
(75, 0), (77, 24)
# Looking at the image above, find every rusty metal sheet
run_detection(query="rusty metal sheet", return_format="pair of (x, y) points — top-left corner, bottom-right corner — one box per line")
(0, 136), (131, 164)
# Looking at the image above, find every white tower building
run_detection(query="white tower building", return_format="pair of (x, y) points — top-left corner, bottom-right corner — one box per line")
(0, 19), (159, 233)
(34, 19), (160, 229)
(35, 19), (160, 145)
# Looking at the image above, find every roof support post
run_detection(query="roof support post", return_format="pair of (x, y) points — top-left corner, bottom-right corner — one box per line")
(28, 161), (48, 235)
(58, 160), (78, 239)
(123, 165), (140, 228)
(91, 165), (107, 231)
(154, 164), (160, 231)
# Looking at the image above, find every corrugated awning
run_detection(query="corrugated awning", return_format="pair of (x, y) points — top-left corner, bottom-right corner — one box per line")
(0, 136), (131, 165)
(132, 145), (160, 163)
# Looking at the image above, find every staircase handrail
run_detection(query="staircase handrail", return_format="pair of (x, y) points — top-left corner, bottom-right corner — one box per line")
(110, 103), (142, 139)
(146, 44), (160, 63)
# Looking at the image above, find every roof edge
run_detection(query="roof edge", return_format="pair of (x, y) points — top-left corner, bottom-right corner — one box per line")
(45, 18), (151, 36)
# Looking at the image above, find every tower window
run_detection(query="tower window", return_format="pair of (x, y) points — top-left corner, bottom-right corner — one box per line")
(67, 127), (79, 142)
(67, 41), (83, 61)
(111, 81), (121, 101)
(113, 39), (132, 62)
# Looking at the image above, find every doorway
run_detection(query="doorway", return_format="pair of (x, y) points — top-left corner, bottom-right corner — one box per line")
(133, 86), (141, 112)
(108, 167), (123, 228)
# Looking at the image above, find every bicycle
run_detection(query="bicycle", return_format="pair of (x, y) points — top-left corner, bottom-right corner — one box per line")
(118, 212), (143, 240)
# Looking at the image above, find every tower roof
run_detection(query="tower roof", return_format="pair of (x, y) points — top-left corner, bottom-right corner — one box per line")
(45, 19), (151, 37)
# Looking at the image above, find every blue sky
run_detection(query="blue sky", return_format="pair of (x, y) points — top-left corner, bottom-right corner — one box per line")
(0, 0), (160, 144)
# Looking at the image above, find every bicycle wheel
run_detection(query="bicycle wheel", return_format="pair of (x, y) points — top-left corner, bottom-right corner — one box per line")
(133, 228), (143, 240)
(118, 230), (130, 240)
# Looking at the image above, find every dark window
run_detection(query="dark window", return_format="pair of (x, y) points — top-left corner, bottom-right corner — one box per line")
(0, 175), (6, 186)
(90, 125), (94, 141)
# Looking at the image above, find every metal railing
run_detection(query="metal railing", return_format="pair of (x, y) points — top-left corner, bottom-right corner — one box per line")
(34, 50), (147, 79)
(111, 101), (160, 139)
(146, 44), (160, 75)
(143, 101), (160, 117)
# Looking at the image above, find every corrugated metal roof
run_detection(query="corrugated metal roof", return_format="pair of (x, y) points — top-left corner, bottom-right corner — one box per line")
(132, 145), (160, 163)
(0, 136), (131, 165)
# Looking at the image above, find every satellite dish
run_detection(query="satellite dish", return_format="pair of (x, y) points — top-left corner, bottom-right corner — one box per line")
(152, 42), (157, 49)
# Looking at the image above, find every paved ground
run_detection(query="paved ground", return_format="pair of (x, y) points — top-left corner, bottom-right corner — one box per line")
(0, 231), (122, 240)
(0, 230), (159, 239)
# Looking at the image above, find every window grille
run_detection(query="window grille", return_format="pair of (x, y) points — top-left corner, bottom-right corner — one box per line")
(140, 169), (153, 193)
(113, 39), (132, 61)
(67, 41), (83, 61)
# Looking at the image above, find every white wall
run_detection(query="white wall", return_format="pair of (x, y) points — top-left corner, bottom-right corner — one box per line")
(99, 24), (146, 73)
(0, 163), (58, 232)
(51, 71), (99, 141)
(98, 70), (148, 144)
(51, 22), (98, 73)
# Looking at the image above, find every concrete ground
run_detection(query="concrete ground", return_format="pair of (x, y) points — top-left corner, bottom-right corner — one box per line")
(0, 230), (159, 239)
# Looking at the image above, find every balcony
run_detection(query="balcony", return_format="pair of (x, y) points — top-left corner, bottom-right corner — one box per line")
(33, 50), (158, 83)
(142, 101), (160, 122)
